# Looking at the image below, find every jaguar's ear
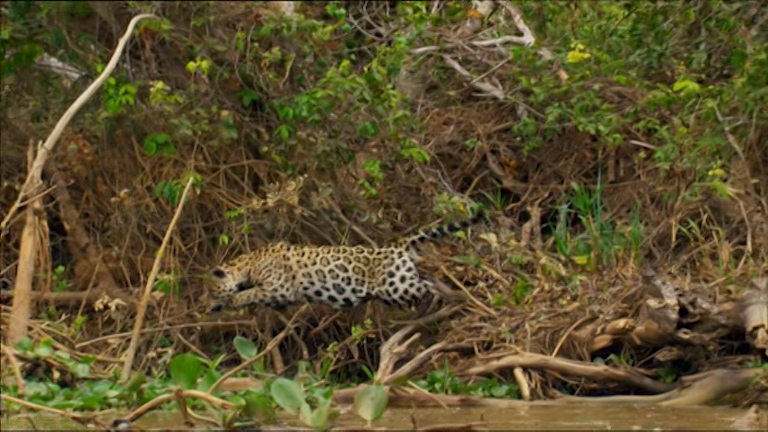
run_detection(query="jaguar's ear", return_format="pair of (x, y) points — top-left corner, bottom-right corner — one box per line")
(211, 268), (226, 279)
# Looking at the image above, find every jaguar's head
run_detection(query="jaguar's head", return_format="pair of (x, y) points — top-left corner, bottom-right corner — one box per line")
(206, 261), (255, 312)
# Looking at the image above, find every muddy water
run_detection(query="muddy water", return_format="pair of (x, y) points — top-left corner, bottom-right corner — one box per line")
(3, 404), (763, 430)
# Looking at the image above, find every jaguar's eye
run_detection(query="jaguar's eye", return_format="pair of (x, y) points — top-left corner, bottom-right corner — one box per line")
(236, 280), (256, 292)
(211, 268), (226, 279)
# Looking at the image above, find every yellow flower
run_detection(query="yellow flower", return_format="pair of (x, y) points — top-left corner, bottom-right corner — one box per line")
(567, 48), (591, 64)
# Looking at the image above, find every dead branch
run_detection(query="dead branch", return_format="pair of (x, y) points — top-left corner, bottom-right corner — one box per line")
(7, 146), (40, 344)
(462, 1), (497, 35)
(462, 351), (676, 394)
(0, 343), (25, 396)
(0, 394), (106, 428)
(376, 305), (463, 383)
(35, 52), (85, 83)
(513, 367), (531, 401)
(384, 341), (448, 385)
(556, 368), (764, 407)
(441, 55), (505, 101)
(121, 177), (194, 380)
(493, 1), (536, 48)
(0, 287), (135, 306)
(45, 162), (129, 302)
(118, 388), (233, 424)
(332, 384), (535, 408)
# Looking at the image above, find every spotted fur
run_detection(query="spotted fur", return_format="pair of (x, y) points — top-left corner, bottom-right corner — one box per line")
(206, 211), (486, 312)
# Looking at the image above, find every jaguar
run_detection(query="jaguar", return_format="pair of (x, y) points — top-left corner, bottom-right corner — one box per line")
(206, 211), (486, 312)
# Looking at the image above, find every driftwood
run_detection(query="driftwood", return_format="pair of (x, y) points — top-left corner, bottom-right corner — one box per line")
(556, 368), (765, 407)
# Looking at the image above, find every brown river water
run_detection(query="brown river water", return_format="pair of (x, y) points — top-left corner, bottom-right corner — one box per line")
(2, 403), (764, 430)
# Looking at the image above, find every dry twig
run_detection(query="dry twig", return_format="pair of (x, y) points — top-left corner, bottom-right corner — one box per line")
(0, 343), (25, 396)
(0, 394), (106, 428)
(121, 177), (194, 380)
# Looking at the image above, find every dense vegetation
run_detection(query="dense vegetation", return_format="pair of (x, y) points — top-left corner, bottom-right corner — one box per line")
(1, 1), (766, 428)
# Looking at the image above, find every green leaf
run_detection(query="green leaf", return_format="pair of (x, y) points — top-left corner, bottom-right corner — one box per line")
(399, 140), (430, 163)
(143, 132), (171, 157)
(298, 401), (314, 427)
(243, 389), (276, 421)
(233, 336), (258, 359)
(672, 79), (701, 96)
(14, 338), (33, 352)
(169, 353), (202, 390)
(362, 160), (384, 182)
(357, 122), (379, 139)
(34, 337), (54, 357)
(311, 397), (333, 429)
(451, 255), (482, 266)
(353, 383), (388, 423)
(123, 372), (146, 394)
(237, 89), (260, 107)
(230, 395), (246, 409)
(270, 378), (305, 415)
(70, 362), (90, 378)
(275, 124), (294, 142)
(199, 369), (221, 394)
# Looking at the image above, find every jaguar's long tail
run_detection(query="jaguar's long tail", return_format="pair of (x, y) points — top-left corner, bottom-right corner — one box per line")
(399, 209), (487, 247)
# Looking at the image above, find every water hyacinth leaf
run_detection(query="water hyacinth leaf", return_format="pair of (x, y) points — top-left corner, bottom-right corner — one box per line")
(169, 353), (202, 390)
(354, 383), (389, 423)
(199, 369), (221, 394)
(311, 397), (333, 429)
(270, 378), (304, 415)
(243, 389), (276, 422)
(233, 336), (258, 359)
(298, 401), (314, 428)
(229, 394), (246, 410)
